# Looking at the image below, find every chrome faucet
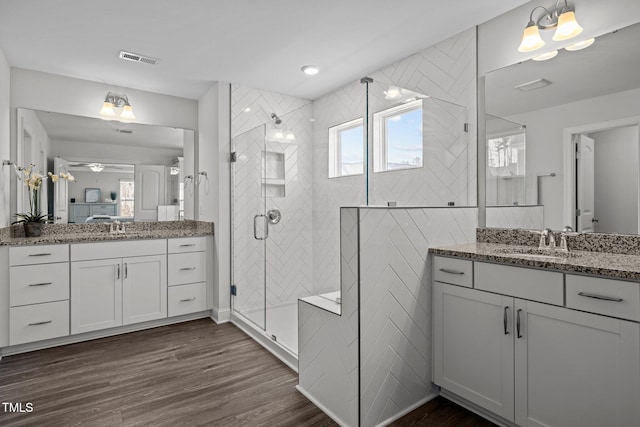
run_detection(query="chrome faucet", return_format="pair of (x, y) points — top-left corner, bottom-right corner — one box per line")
(538, 228), (556, 250)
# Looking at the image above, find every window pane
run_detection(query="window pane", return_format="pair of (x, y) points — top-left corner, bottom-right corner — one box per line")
(119, 180), (134, 217)
(339, 125), (364, 176)
(385, 107), (422, 170)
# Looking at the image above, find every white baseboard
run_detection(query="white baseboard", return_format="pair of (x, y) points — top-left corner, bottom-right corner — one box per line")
(375, 389), (439, 427)
(0, 311), (211, 358)
(212, 307), (231, 324)
(296, 385), (353, 427)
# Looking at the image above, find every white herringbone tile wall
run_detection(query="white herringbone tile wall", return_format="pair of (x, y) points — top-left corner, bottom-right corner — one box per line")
(358, 207), (477, 426)
(486, 205), (544, 229)
(298, 207), (359, 426)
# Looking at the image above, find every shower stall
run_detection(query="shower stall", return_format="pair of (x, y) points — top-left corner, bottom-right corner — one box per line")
(230, 78), (472, 364)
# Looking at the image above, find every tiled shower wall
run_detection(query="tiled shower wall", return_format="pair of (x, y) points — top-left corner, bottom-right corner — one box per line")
(231, 27), (478, 306)
(231, 86), (314, 310)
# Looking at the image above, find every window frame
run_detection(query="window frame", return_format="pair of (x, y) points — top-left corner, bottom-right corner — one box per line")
(328, 117), (365, 178)
(119, 178), (135, 218)
(373, 99), (424, 173)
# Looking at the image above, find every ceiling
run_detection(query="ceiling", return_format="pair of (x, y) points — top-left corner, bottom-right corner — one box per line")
(35, 110), (184, 149)
(0, 0), (529, 101)
(486, 21), (640, 118)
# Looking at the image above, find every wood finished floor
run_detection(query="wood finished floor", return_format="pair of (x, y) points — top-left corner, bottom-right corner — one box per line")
(0, 319), (494, 427)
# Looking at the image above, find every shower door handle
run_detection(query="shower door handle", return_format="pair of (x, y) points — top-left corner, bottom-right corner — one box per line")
(253, 214), (268, 240)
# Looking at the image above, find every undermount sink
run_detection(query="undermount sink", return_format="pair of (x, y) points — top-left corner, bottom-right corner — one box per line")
(494, 247), (583, 260)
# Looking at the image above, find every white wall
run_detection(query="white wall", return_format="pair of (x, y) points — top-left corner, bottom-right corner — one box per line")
(68, 170), (134, 205)
(0, 49), (9, 227)
(506, 88), (640, 229)
(591, 126), (640, 234)
(16, 109), (51, 216)
(198, 82), (231, 322)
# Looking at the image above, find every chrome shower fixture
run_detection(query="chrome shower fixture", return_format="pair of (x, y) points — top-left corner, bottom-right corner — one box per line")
(271, 113), (282, 125)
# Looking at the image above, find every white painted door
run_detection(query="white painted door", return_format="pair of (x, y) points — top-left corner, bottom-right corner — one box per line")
(53, 157), (70, 223)
(576, 134), (596, 232)
(122, 255), (167, 325)
(433, 282), (515, 421)
(71, 259), (123, 334)
(134, 165), (166, 221)
(514, 299), (640, 427)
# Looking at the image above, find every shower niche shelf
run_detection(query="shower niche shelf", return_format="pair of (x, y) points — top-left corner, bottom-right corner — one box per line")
(262, 150), (285, 198)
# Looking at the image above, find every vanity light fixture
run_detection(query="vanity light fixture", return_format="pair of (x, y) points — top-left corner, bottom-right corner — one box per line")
(518, 0), (583, 53)
(565, 37), (595, 51)
(301, 65), (319, 75)
(100, 92), (136, 121)
(89, 163), (105, 173)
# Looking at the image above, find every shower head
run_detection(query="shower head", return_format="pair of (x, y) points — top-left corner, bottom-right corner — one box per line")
(271, 113), (282, 125)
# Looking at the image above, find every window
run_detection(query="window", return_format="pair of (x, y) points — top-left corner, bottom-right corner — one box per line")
(373, 100), (423, 172)
(487, 132), (526, 175)
(328, 118), (364, 178)
(119, 179), (134, 217)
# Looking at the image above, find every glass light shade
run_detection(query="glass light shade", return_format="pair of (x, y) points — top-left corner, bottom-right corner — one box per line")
(565, 38), (595, 51)
(532, 50), (558, 61)
(285, 132), (296, 141)
(552, 10), (583, 41)
(518, 23), (545, 52)
(120, 104), (135, 120)
(274, 131), (284, 139)
(301, 65), (319, 75)
(100, 101), (116, 117)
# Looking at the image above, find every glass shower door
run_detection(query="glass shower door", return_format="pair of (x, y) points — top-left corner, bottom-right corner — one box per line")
(231, 124), (266, 329)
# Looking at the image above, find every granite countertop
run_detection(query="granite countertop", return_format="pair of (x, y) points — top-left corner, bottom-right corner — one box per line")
(430, 242), (640, 281)
(0, 221), (214, 246)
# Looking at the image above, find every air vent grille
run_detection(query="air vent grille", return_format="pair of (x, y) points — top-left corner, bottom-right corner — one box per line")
(514, 78), (552, 92)
(119, 50), (159, 65)
(116, 129), (134, 134)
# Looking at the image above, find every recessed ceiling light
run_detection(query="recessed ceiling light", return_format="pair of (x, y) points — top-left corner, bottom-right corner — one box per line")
(301, 65), (319, 75)
(565, 38), (595, 51)
(532, 50), (559, 61)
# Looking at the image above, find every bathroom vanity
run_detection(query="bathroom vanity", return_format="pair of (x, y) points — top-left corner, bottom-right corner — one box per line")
(431, 233), (640, 427)
(0, 221), (214, 357)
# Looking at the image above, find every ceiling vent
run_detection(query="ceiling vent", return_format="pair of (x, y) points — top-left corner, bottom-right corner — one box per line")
(119, 50), (159, 65)
(514, 78), (552, 92)
(115, 129), (133, 134)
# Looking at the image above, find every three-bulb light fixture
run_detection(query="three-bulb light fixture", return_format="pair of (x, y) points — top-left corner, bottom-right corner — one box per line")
(99, 92), (135, 121)
(518, 0), (592, 58)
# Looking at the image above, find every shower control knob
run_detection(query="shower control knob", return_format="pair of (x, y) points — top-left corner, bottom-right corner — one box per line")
(267, 209), (281, 224)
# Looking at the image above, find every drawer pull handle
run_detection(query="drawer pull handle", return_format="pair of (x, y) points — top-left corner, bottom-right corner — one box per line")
(503, 306), (509, 335)
(180, 297), (196, 302)
(28, 320), (52, 326)
(29, 282), (53, 287)
(180, 267), (197, 271)
(179, 244), (196, 247)
(578, 292), (623, 302)
(516, 309), (523, 339)
(439, 268), (464, 275)
(28, 253), (52, 257)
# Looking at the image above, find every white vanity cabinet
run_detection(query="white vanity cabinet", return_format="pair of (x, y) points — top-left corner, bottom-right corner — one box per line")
(70, 240), (167, 334)
(433, 256), (640, 427)
(167, 237), (207, 316)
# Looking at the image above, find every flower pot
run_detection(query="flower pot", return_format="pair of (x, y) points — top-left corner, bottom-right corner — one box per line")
(23, 222), (43, 237)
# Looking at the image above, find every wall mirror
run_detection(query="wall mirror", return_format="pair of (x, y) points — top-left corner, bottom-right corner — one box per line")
(15, 108), (196, 223)
(484, 21), (640, 234)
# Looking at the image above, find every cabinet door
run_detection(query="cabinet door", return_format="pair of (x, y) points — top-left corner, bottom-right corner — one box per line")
(71, 259), (122, 334)
(433, 282), (514, 420)
(122, 255), (167, 325)
(515, 300), (640, 427)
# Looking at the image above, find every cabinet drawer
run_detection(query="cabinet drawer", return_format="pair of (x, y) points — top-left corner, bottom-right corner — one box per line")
(168, 252), (206, 286)
(9, 301), (70, 346)
(91, 205), (116, 215)
(71, 239), (166, 261)
(10, 244), (69, 266)
(10, 263), (69, 307)
(168, 282), (207, 316)
(168, 237), (206, 254)
(475, 262), (563, 305)
(433, 256), (473, 287)
(566, 275), (640, 321)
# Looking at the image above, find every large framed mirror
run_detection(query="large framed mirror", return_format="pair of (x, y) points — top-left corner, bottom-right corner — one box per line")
(15, 109), (196, 223)
(484, 21), (640, 233)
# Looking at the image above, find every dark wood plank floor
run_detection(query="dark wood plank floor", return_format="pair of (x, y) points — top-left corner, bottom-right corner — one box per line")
(0, 319), (493, 426)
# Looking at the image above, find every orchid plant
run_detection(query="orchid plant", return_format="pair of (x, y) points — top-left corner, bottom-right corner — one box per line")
(14, 164), (75, 224)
